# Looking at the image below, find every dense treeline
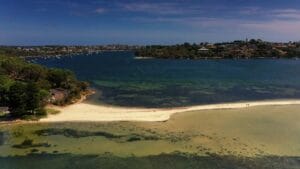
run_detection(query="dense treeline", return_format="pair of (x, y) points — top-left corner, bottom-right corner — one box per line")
(135, 40), (300, 59)
(0, 53), (88, 118)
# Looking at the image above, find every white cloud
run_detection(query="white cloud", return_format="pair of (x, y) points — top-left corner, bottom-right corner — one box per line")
(239, 7), (261, 15)
(242, 20), (300, 35)
(272, 9), (300, 19)
(94, 7), (106, 14)
(239, 7), (300, 20)
(121, 2), (202, 15)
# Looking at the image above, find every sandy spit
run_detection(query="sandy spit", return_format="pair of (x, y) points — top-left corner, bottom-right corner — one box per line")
(40, 100), (300, 122)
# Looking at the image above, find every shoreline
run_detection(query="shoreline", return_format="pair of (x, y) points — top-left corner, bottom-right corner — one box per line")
(40, 99), (300, 122)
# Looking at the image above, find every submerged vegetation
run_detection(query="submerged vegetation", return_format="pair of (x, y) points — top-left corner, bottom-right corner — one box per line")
(12, 139), (51, 149)
(0, 52), (88, 119)
(35, 128), (160, 142)
(35, 128), (123, 139)
(1, 153), (300, 169)
(135, 39), (300, 59)
(0, 131), (5, 145)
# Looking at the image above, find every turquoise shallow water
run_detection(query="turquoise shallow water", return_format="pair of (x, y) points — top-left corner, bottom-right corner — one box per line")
(34, 51), (300, 107)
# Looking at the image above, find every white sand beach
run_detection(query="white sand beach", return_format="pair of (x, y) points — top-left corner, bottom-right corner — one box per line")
(40, 99), (300, 122)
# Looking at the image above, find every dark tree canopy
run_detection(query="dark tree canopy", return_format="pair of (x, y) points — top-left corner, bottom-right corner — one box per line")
(8, 82), (28, 116)
(0, 51), (88, 119)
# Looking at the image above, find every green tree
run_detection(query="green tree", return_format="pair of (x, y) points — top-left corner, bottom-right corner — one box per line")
(0, 75), (13, 106)
(0, 86), (8, 106)
(47, 68), (75, 88)
(25, 82), (42, 115)
(8, 82), (28, 117)
(20, 64), (46, 82)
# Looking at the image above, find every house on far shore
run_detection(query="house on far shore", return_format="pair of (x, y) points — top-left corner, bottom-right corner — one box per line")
(49, 88), (68, 103)
(0, 107), (9, 115)
(198, 47), (209, 53)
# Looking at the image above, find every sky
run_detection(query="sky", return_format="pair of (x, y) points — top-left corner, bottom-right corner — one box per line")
(1, 0), (300, 45)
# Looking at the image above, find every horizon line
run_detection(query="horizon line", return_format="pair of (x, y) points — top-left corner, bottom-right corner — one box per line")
(1, 39), (300, 47)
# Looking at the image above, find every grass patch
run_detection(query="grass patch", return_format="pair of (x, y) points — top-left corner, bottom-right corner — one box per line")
(46, 108), (60, 115)
(0, 111), (5, 117)
(21, 114), (47, 121)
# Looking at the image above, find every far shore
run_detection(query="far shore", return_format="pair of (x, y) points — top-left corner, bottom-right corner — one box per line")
(133, 56), (155, 59)
(40, 99), (300, 122)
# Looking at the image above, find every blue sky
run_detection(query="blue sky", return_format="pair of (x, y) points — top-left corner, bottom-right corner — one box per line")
(1, 0), (300, 45)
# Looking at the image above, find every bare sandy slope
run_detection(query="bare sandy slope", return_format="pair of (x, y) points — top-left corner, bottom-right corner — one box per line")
(40, 99), (300, 122)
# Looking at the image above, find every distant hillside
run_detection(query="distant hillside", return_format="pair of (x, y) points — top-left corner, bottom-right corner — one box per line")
(135, 39), (300, 59)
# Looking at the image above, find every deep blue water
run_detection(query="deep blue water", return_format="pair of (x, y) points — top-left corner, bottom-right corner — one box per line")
(34, 51), (300, 107)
